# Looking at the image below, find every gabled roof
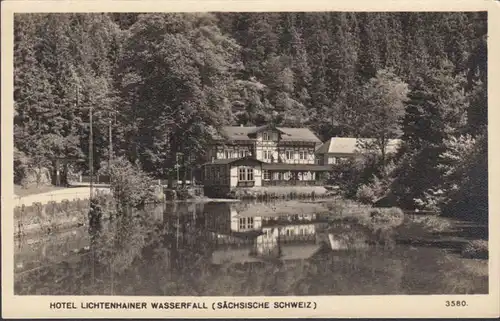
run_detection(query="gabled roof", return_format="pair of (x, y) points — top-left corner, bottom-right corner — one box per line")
(247, 124), (287, 135)
(220, 126), (322, 143)
(316, 137), (402, 155)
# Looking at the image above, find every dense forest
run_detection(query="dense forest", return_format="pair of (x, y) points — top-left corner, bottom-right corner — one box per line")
(13, 12), (488, 220)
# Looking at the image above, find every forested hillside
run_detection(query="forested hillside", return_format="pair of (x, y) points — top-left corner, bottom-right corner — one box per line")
(13, 12), (488, 219)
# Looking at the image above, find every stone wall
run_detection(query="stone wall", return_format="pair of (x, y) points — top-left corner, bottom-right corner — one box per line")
(14, 193), (114, 237)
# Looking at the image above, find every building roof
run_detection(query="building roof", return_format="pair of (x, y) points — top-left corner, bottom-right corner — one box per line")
(315, 137), (402, 155)
(220, 126), (322, 143)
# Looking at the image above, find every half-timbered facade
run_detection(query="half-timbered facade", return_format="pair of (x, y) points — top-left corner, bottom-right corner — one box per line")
(203, 124), (330, 195)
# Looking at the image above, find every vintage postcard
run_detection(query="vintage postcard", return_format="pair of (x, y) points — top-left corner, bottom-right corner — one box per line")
(2, 0), (499, 318)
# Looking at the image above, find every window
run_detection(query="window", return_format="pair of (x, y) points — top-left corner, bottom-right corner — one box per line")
(263, 132), (269, 141)
(299, 151), (306, 160)
(285, 150), (293, 160)
(277, 172), (283, 180)
(239, 150), (244, 158)
(263, 150), (271, 160)
(263, 170), (271, 180)
(238, 167), (246, 181)
(224, 150), (229, 159)
(247, 168), (254, 181)
(238, 167), (254, 181)
(239, 217), (254, 230)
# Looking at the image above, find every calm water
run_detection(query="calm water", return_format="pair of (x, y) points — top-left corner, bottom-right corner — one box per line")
(14, 200), (488, 295)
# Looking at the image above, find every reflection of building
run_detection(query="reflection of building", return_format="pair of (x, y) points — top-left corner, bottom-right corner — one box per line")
(316, 137), (401, 165)
(207, 202), (328, 265)
(202, 125), (331, 197)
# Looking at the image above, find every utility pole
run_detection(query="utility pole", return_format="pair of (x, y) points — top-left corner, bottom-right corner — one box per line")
(108, 118), (113, 170)
(89, 104), (94, 200)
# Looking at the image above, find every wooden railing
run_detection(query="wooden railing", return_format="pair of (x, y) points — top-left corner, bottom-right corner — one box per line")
(262, 180), (323, 187)
(237, 181), (255, 187)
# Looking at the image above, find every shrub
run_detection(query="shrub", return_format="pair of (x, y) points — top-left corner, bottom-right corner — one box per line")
(355, 184), (376, 204)
(461, 240), (488, 259)
(369, 207), (404, 229)
(409, 215), (452, 233)
(99, 157), (159, 211)
(355, 175), (387, 204)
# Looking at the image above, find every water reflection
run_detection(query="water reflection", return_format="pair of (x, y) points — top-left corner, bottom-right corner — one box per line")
(14, 201), (488, 296)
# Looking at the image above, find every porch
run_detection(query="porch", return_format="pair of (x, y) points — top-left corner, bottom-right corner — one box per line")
(262, 179), (323, 187)
(260, 163), (331, 187)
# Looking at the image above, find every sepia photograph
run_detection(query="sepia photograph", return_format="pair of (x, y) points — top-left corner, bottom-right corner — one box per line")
(1, 0), (499, 318)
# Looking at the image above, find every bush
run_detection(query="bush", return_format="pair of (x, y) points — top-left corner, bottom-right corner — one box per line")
(355, 175), (387, 204)
(409, 215), (452, 233)
(461, 240), (488, 259)
(99, 157), (159, 211)
(369, 207), (404, 229)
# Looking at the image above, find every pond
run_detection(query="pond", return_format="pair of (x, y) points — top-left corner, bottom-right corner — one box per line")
(14, 200), (488, 296)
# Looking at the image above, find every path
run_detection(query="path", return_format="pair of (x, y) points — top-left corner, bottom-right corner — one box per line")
(12, 187), (110, 207)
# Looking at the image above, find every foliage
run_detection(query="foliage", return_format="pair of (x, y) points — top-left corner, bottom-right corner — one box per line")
(117, 13), (240, 177)
(408, 215), (453, 233)
(355, 175), (386, 204)
(369, 207), (405, 229)
(358, 69), (409, 165)
(14, 14), (121, 183)
(391, 60), (472, 210)
(99, 157), (159, 211)
(461, 240), (488, 259)
(410, 132), (487, 222)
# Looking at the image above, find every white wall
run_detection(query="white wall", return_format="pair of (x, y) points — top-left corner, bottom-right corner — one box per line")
(230, 166), (238, 187)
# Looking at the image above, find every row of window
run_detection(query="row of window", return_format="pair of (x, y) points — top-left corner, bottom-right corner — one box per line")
(262, 170), (314, 181)
(263, 228), (312, 236)
(224, 150), (251, 159)
(263, 150), (311, 160)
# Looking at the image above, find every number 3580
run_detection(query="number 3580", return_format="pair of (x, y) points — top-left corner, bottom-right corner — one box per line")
(445, 300), (467, 307)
